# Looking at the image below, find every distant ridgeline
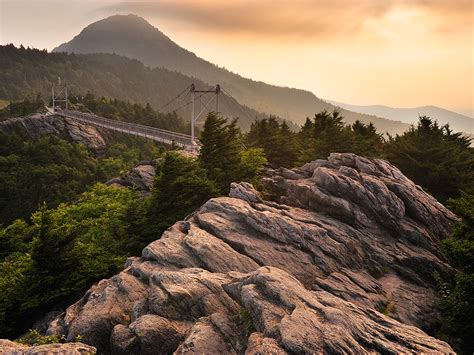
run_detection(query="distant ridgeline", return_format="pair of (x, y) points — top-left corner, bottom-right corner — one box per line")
(53, 14), (411, 134)
(0, 45), (277, 131)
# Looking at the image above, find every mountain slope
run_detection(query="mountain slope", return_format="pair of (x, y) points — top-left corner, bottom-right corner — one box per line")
(329, 100), (474, 134)
(54, 14), (410, 134)
(0, 45), (270, 130)
(42, 153), (455, 353)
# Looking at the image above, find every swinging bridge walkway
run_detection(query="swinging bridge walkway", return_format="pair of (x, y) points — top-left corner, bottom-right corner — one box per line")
(47, 83), (247, 150)
(55, 109), (197, 148)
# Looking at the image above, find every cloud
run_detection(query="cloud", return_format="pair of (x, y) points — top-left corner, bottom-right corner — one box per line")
(94, 0), (392, 39)
(410, 0), (473, 33)
(95, 0), (472, 40)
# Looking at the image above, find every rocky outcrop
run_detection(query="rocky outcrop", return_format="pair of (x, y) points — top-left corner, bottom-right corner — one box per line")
(105, 149), (202, 192)
(0, 340), (96, 354)
(0, 113), (110, 150)
(44, 153), (457, 353)
(106, 161), (157, 192)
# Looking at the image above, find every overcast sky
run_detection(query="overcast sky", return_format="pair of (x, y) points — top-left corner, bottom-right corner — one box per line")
(0, 0), (473, 116)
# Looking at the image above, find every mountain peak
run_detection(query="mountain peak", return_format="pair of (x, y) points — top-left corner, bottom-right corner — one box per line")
(82, 14), (156, 33)
(54, 14), (172, 54)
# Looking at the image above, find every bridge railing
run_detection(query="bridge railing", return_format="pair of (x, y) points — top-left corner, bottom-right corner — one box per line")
(58, 110), (198, 147)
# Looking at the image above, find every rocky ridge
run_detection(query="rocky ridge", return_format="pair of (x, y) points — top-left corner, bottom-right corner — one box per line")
(0, 113), (110, 151)
(40, 153), (457, 354)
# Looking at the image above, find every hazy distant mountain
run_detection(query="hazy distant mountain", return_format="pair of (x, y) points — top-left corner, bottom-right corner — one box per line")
(328, 101), (473, 134)
(0, 45), (272, 130)
(54, 14), (409, 134)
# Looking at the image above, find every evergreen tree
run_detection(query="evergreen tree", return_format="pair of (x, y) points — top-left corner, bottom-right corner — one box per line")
(199, 113), (244, 191)
(148, 152), (219, 230)
(299, 110), (354, 162)
(246, 117), (299, 168)
(384, 116), (473, 202)
(351, 120), (384, 156)
(276, 121), (300, 167)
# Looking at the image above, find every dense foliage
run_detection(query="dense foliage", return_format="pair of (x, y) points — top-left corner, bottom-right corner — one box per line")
(200, 113), (267, 192)
(147, 152), (220, 231)
(384, 116), (473, 203)
(0, 133), (103, 225)
(438, 194), (474, 354)
(246, 116), (300, 168)
(0, 184), (142, 338)
(246, 111), (384, 167)
(0, 95), (46, 119)
(0, 130), (159, 226)
(0, 44), (195, 108)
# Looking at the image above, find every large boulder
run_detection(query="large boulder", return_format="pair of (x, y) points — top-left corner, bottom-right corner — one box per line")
(43, 153), (456, 353)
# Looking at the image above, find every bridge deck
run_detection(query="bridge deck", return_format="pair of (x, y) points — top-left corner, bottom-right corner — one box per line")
(56, 109), (198, 148)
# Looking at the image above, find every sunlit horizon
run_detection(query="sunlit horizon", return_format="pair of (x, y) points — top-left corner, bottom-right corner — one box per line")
(1, 0), (472, 117)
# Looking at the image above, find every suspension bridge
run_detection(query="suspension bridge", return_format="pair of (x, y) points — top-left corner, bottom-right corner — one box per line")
(48, 83), (252, 150)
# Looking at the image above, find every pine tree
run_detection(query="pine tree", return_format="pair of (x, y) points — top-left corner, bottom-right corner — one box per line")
(199, 113), (243, 191)
(149, 152), (219, 228)
(299, 110), (354, 161)
(273, 121), (299, 167)
(351, 120), (384, 156)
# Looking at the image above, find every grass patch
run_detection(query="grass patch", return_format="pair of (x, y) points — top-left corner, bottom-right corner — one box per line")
(238, 308), (256, 336)
(16, 329), (83, 346)
(381, 297), (395, 317)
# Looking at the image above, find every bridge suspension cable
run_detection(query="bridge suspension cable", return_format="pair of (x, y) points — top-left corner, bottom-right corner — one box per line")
(220, 87), (256, 124)
(194, 94), (216, 122)
(157, 84), (193, 113)
(50, 82), (224, 146)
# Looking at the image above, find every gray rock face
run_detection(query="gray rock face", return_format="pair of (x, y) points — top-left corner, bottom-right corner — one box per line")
(0, 113), (110, 150)
(45, 153), (456, 353)
(106, 162), (157, 192)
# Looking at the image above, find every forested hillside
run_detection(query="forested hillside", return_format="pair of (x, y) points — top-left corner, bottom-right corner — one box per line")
(54, 14), (410, 134)
(0, 45), (269, 130)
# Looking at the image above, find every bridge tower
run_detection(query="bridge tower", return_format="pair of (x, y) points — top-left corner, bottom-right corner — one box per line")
(51, 77), (68, 112)
(190, 84), (221, 144)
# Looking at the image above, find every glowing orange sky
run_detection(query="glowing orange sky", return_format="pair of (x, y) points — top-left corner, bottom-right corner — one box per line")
(1, 0), (473, 116)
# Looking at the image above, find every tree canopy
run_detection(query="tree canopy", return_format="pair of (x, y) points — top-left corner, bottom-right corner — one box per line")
(200, 113), (267, 192)
(384, 116), (473, 203)
(438, 193), (474, 353)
